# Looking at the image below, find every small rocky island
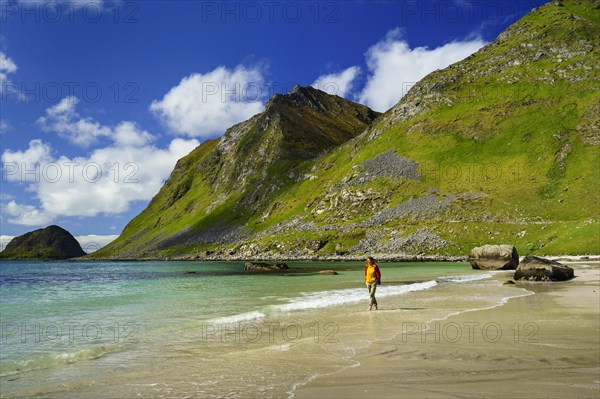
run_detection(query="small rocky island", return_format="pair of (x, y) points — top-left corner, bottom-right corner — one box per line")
(0, 225), (86, 260)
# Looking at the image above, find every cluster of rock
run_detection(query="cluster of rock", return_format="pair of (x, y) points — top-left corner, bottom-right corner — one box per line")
(350, 228), (447, 254)
(269, 192), (480, 237)
(243, 262), (289, 272)
(242, 262), (338, 275)
(345, 150), (421, 185)
(311, 187), (388, 221)
(469, 244), (574, 281)
(361, 194), (458, 226)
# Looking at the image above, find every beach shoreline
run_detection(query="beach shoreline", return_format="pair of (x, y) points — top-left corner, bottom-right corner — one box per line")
(293, 263), (600, 399)
(77, 254), (600, 263)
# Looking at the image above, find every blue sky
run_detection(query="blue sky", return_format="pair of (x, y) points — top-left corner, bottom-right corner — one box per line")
(0, 0), (548, 251)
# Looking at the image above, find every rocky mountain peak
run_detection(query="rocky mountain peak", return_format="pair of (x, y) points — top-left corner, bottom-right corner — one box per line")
(266, 85), (336, 112)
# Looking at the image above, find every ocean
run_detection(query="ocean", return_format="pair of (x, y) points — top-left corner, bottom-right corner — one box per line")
(0, 260), (529, 398)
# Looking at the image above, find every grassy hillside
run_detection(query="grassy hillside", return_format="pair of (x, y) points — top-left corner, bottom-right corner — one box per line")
(95, 86), (379, 258)
(97, 0), (599, 259)
(0, 225), (86, 260)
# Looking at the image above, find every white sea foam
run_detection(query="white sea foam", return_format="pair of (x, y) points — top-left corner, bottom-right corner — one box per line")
(209, 310), (266, 324)
(205, 273), (492, 328)
(436, 273), (493, 283)
(275, 280), (438, 313)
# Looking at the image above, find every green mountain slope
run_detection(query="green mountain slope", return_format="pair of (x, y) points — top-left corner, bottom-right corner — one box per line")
(96, 86), (380, 258)
(98, 0), (599, 259)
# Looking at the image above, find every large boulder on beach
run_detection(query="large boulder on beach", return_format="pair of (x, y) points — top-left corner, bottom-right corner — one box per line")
(468, 244), (519, 270)
(243, 262), (289, 272)
(514, 256), (574, 281)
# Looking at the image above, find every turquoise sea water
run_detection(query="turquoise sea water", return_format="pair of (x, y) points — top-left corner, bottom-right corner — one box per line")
(0, 260), (527, 398)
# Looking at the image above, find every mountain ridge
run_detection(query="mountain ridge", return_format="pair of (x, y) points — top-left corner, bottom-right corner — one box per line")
(97, 84), (380, 257)
(96, 0), (599, 260)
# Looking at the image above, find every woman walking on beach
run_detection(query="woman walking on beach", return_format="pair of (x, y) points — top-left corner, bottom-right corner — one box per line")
(365, 257), (381, 310)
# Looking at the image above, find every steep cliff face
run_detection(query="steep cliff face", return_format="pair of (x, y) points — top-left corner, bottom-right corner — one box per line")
(0, 225), (86, 260)
(198, 85), (379, 203)
(98, 0), (599, 259)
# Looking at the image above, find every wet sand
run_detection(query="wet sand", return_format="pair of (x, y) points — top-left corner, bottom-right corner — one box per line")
(294, 264), (600, 399)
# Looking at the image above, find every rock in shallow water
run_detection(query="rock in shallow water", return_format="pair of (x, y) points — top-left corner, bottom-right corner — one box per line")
(318, 270), (338, 275)
(243, 262), (289, 272)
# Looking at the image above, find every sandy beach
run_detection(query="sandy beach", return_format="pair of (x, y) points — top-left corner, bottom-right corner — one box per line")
(295, 263), (600, 399)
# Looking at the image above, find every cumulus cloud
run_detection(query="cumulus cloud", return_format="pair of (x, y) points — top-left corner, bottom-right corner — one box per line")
(311, 66), (361, 97)
(0, 51), (18, 94)
(37, 97), (155, 148)
(150, 65), (265, 138)
(0, 235), (16, 251)
(2, 99), (199, 226)
(358, 28), (487, 112)
(2, 139), (53, 183)
(37, 97), (114, 147)
(4, 201), (55, 226)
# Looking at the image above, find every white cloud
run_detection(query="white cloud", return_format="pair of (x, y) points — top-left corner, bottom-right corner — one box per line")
(112, 121), (153, 147)
(0, 51), (18, 94)
(37, 97), (113, 147)
(150, 65), (265, 138)
(0, 52), (17, 74)
(0, 119), (10, 134)
(358, 28), (487, 112)
(37, 97), (155, 147)
(0, 193), (14, 201)
(75, 234), (119, 253)
(4, 200), (55, 226)
(311, 66), (361, 97)
(2, 139), (53, 183)
(0, 235), (16, 252)
(2, 99), (200, 226)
